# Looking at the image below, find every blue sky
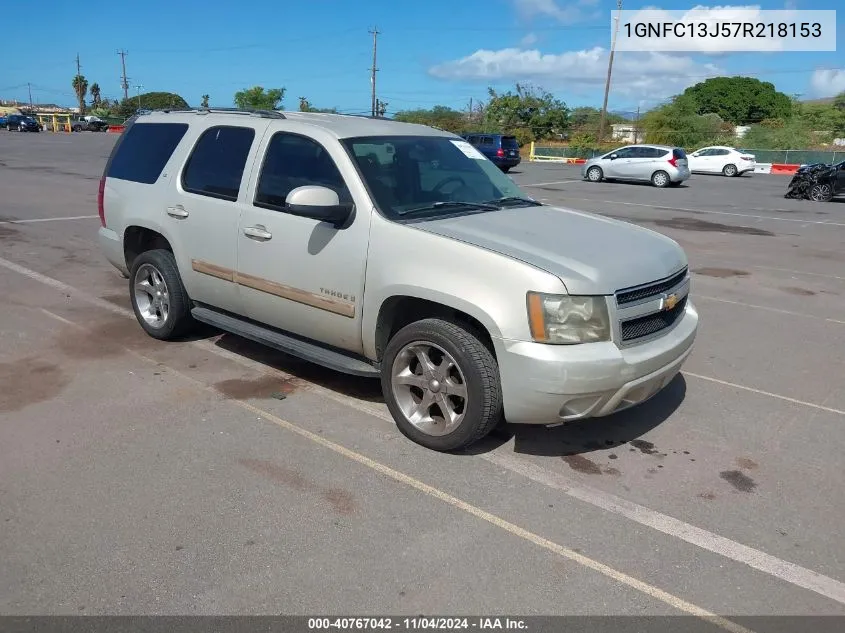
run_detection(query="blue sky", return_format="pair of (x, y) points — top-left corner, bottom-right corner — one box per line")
(1, 0), (842, 114)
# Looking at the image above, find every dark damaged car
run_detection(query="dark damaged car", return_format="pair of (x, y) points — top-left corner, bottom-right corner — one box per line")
(784, 161), (845, 202)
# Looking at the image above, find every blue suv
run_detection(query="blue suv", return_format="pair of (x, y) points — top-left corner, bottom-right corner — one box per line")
(460, 133), (521, 172)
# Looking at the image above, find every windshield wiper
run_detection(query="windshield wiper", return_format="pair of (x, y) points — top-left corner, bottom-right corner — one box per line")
(484, 196), (543, 207)
(398, 201), (501, 217)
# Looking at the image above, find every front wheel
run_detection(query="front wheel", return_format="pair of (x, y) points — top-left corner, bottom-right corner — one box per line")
(382, 318), (503, 452)
(586, 166), (603, 182)
(129, 249), (195, 340)
(810, 183), (833, 202)
(651, 170), (670, 188)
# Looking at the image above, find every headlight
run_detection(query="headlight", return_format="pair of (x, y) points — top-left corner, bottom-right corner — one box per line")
(527, 292), (611, 344)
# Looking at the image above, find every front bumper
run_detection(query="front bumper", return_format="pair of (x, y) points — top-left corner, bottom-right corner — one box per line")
(494, 300), (698, 424)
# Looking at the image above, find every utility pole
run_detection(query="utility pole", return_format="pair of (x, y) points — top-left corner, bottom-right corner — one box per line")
(369, 26), (379, 117)
(118, 49), (129, 101)
(598, 0), (623, 142)
(27, 83), (33, 111)
(634, 104), (640, 143)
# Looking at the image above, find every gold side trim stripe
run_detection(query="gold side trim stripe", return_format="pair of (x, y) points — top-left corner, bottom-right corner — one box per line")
(191, 259), (355, 318)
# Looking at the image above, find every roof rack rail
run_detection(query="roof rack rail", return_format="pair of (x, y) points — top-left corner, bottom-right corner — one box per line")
(146, 107), (286, 119)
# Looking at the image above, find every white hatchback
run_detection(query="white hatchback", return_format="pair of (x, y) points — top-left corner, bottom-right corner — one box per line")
(688, 146), (756, 177)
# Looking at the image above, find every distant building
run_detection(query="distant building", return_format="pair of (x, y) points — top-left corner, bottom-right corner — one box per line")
(735, 125), (751, 138)
(611, 123), (639, 143)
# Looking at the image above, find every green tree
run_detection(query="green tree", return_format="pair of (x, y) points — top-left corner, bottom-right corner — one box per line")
(234, 86), (285, 110)
(569, 106), (626, 132)
(72, 74), (88, 115)
(682, 77), (792, 125)
(833, 91), (845, 112)
(393, 105), (466, 132)
(298, 96), (338, 113)
(201, 94), (210, 108)
(483, 83), (569, 144)
(89, 83), (101, 108)
(641, 94), (728, 147)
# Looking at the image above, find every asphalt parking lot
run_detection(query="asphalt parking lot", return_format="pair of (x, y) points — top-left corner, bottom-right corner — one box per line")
(1, 132), (844, 625)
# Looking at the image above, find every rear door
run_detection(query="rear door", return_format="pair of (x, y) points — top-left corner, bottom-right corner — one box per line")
(835, 164), (845, 195)
(164, 120), (270, 315)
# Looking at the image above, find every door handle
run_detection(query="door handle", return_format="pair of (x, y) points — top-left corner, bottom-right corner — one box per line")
(166, 205), (189, 219)
(243, 225), (272, 241)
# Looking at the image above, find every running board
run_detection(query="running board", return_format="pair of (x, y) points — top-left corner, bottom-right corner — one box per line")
(191, 306), (380, 378)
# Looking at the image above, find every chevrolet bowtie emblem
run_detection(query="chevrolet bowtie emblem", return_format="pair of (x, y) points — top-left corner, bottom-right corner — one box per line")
(663, 293), (678, 311)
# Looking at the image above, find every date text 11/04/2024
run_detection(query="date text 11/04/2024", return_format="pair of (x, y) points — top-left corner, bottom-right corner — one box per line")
(307, 618), (528, 630)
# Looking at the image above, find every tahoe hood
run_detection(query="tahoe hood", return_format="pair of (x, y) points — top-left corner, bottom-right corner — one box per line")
(411, 205), (687, 295)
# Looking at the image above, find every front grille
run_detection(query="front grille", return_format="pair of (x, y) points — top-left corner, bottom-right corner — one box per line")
(621, 297), (687, 342)
(616, 268), (687, 306)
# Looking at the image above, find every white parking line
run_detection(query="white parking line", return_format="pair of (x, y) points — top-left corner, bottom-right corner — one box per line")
(0, 215), (99, 224)
(547, 197), (845, 228)
(695, 294), (845, 325)
(3, 253), (845, 608)
(519, 179), (582, 187)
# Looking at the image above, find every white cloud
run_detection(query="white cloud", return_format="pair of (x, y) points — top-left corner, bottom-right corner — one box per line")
(512, 0), (599, 25)
(428, 46), (722, 100)
(520, 32), (539, 47)
(810, 69), (845, 97)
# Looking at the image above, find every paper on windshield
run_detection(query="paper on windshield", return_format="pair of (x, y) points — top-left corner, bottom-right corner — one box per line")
(450, 140), (486, 160)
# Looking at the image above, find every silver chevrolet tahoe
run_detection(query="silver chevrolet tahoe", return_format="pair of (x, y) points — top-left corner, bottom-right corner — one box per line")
(97, 108), (698, 451)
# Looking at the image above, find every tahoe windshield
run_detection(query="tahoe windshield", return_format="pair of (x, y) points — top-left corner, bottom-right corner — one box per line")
(341, 135), (535, 220)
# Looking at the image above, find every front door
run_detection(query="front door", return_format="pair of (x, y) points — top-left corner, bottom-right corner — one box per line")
(236, 128), (371, 354)
(835, 164), (845, 195)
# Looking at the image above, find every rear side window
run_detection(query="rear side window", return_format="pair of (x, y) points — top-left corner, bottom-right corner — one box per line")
(480, 136), (494, 145)
(501, 136), (519, 149)
(673, 148), (687, 159)
(182, 125), (255, 201)
(107, 122), (189, 184)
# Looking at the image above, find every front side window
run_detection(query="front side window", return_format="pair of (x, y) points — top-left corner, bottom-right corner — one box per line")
(608, 147), (633, 159)
(255, 133), (350, 210)
(182, 125), (255, 201)
(342, 135), (531, 220)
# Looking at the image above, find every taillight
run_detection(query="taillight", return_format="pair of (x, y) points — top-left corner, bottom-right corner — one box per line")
(98, 176), (106, 227)
(496, 148), (505, 157)
(741, 155), (754, 161)
(668, 156), (678, 167)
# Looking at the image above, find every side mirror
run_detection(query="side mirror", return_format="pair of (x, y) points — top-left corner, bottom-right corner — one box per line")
(285, 186), (352, 228)
(609, 153), (618, 160)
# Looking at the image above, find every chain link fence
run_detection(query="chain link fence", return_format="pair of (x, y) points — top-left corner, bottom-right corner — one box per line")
(533, 145), (844, 164)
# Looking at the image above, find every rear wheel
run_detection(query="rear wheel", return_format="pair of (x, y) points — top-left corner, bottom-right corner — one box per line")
(810, 183), (833, 202)
(382, 318), (503, 452)
(586, 166), (603, 182)
(651, 170), (670, 188)
(501, 166), (511, 173)
(129, 249), (195, 340)
(723, 163), (738, 177)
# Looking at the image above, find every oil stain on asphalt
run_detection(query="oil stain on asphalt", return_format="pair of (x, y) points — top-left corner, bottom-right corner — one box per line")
(0, 357), (70, 413)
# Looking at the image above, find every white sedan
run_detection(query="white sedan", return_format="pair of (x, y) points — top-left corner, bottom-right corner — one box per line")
(687, 146), (756, 177)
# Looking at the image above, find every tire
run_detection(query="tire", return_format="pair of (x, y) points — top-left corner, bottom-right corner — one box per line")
(129, 249), (195, 340)
(809, 183), (833, 202)
(501, 166), (511, 173)
(723, 163), (738, 177)
(72, 125), (82, 132)
(586, 166), (603, 182)
(651, 170), (670, 188)
(381, 318), (503, 452)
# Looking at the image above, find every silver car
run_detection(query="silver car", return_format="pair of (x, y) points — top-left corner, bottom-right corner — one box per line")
(582, 144), (691, 188)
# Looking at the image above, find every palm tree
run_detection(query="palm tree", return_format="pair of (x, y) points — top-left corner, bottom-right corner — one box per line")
(72, 74), (88, 115)
(201, 94), (210, 108)
(90, 83), (101, 107)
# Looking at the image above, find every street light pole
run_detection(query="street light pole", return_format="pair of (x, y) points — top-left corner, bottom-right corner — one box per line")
(135, 85), (143, 110)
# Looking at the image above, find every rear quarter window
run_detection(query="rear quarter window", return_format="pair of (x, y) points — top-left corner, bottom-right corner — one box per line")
(106, 122), (189, 184)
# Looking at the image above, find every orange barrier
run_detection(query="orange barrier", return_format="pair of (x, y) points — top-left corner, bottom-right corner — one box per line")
(770, 164), (799, 175)
(573, 158), (586, 164)
(107, 125), (125, 133)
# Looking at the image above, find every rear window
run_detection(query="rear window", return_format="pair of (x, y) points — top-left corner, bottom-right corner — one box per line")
(673, 148), (687, 159)
(181, 125), (255, 201)
(501, 136), (519, 149)
(107, 122), (188, 185)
